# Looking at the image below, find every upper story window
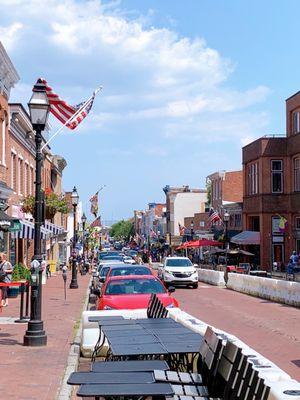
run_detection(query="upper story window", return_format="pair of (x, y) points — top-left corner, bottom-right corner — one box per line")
(271, 160), (283, 193)
(294, 158), (300, 192)
(247, 162), (258, 195)
(293, 111), (300, 134)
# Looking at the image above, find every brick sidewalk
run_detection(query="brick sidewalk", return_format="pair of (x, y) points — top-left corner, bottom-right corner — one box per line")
(0, 272), (90, 400)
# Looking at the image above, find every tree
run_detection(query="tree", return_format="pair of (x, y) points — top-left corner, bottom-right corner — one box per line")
(110, 220), (133, 241)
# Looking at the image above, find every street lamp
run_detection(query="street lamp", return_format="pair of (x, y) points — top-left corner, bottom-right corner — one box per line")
(24, 79), (50, 347)
(223, 211), (230, 265)
(190, 220), (194, 241)
(70, 186), (79, 289)
(81, 212), (87, 262)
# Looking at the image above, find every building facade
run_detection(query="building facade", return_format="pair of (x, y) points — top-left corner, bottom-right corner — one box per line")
(163, 185), (207, 246)
(243, 91), (300, 269)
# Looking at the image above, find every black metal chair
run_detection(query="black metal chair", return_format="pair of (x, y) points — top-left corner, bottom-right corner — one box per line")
(147, 293), (168, 318)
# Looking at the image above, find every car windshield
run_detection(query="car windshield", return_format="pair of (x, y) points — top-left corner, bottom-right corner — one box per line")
(166, 258), (193, 267)
(110, 267), (151, 277)
(100, 267), (110, 277)
(105, 278), (165, 295)
(101, 256), (123, 262)
(99, 252), (120, 260)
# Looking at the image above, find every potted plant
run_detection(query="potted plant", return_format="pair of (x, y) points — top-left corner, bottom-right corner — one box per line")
(21, 188), (70, 219)
(8, 264), (31, 297)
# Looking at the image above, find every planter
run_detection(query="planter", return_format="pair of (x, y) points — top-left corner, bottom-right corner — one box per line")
(8, 286), (19, 298)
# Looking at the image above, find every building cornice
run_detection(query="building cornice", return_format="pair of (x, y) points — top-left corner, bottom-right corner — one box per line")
(0, 42), (20, 99)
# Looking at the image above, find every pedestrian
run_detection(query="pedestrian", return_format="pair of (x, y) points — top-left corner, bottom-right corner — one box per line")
(0, 253), (13, 307)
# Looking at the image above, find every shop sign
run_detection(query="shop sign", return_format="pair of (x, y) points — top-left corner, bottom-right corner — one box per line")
(273, 236), (284, 243)
(0, 220), (12, 229)
(272, 217), (281, 234)
(9, 221), (21, 232)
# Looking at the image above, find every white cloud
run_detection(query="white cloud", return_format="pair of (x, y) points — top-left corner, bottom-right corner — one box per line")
(0, 22), (23, 50)
(0, 0), (270, 146)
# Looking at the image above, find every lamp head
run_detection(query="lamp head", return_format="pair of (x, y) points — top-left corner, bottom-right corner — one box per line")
(28, 78), (50, 131)
(71, 186), (79, 206)
(81, 212), (87, 224)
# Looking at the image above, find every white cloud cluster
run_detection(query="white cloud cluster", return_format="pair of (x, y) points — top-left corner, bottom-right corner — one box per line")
(0, 0), (270, 147)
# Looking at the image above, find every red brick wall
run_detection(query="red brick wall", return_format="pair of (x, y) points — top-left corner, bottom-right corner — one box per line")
(223, 171), (243, 202)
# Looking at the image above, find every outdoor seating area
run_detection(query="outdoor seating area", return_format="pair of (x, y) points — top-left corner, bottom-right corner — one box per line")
(68, 295), (270, 400)
(68, 299), (271, 399)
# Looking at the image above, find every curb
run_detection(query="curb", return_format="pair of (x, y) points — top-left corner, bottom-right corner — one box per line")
(56, 277), (91, 400)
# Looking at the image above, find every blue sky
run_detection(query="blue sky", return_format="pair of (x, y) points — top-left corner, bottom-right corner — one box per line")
(0, 0), (299, 222)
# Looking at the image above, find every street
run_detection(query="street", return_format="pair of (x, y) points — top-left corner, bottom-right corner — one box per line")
(174, 283), (300, 381)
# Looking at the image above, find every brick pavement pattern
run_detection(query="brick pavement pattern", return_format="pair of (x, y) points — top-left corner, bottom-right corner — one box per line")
(174, 283), (300, 381)
(0, 272), (90, 400)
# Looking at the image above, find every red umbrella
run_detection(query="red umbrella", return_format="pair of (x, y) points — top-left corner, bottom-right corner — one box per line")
(185, 239), (222, 248)
(176, 241), (193, 250)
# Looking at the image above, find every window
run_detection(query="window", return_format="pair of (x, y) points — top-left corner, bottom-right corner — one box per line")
(294, 158), (300, 192)
(30, 167), (34, 195)
(25, 163), (29, 196)
(18, 158), (23, 195)
(296, 217), (300, 230)
(293, 111), (300, 134)
(271, 160), (283, 193)
(11, 153), (17, 191)
(234, 214), (242, 227)
(1, 117), (5, 165)
(248, 162), (258, 195)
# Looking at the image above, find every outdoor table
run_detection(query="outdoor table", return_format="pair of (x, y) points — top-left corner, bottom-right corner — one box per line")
(107, 334), (160, 345)
(138, 317), (177, 325)
(68, 371), (155, 384)
(108, 342), (168, 360)
(91, 359), (170, 372)
(101, 324), (144, 332)
(77, 382), (174, 398)
(157, 333), (202, 343)
(88, 315), (125, 323)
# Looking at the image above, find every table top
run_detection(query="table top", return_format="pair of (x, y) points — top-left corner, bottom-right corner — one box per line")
(110, 342), (168, 356)
(88, 315), (125, 322)
(91, 359), (170, 372)
(162, 341), (202, 354)
(97, 319), (138, 326)
(77, 382), (174, 397)
(68, 371), (154, 384)
(102, 324), (145, 332)
(108, 335), (160, 345)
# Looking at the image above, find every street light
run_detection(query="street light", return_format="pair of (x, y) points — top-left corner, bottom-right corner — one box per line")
(190, 220), (194, 241)
(70, 186), (79, 289)
(223, 211), (230, 265)
(81, 212), (87, 262)
(24, 79), (50, 347)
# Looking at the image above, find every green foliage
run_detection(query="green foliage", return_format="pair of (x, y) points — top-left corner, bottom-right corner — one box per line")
(12, 263), (31, 281)
(206, 179), (212, 207)
(110, 220), (133, 240)
(21, 192), (70, 217)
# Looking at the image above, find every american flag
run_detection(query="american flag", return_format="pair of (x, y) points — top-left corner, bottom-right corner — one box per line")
(207, 208), (222, 227)
(178, 223), (186, 236)
(40, 79), (95, 130)
(89, 193), (99, 217)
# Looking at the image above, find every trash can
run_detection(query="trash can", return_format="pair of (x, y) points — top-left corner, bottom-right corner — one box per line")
(48, 259), (56, 274)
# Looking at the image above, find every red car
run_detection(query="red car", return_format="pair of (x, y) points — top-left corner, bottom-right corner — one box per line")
(97, 275), (179, 310)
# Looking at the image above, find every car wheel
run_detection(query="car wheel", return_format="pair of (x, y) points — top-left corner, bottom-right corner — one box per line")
(192, 283), (198, 289)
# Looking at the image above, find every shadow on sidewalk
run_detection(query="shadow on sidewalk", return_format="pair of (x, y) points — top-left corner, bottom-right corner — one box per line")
(0, 337), (22, 346)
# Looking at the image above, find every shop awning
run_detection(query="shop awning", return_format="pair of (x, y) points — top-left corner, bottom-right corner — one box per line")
(12, 220), (52, 240)
(0, 210), (13, 229)
(44, 221), (65, 236)
(230, 231), (260, 245)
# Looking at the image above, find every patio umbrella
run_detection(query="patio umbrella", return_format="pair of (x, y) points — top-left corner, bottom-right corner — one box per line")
(185, 239), (223, 248)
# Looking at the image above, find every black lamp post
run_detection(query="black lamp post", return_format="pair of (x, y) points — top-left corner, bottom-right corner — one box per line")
(70, 186), (79, 289)
(190, 220), (194, 241)
(23, 79), (50, 347)
(223, 211), (230, 265)
(81, 212), (87, 262)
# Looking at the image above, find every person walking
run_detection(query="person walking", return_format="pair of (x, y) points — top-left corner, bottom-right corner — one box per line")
(0, 253), (13, 307)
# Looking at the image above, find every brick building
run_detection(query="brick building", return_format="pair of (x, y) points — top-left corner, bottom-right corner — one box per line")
(0, 41), (68, 267)
(242, 91), (300, 269)
(207, 170), (243, 233)
(163, 185), (207, 246)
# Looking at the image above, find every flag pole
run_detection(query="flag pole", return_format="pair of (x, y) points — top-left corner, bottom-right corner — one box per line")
(41, 87), (102, 151)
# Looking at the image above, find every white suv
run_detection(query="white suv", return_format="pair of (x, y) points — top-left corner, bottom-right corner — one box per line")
(158, 257), (198, 288)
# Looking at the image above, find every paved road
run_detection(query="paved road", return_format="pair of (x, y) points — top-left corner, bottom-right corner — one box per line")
(173, 282), (300, 381)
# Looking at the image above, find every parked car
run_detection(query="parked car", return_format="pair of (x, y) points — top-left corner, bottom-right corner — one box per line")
(97, 275), (178, 310)
(123, 255), (136, 264)
(107, 265), (153, 279)
(92, 262), (125, 290)
(158, 256), (199, 288)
